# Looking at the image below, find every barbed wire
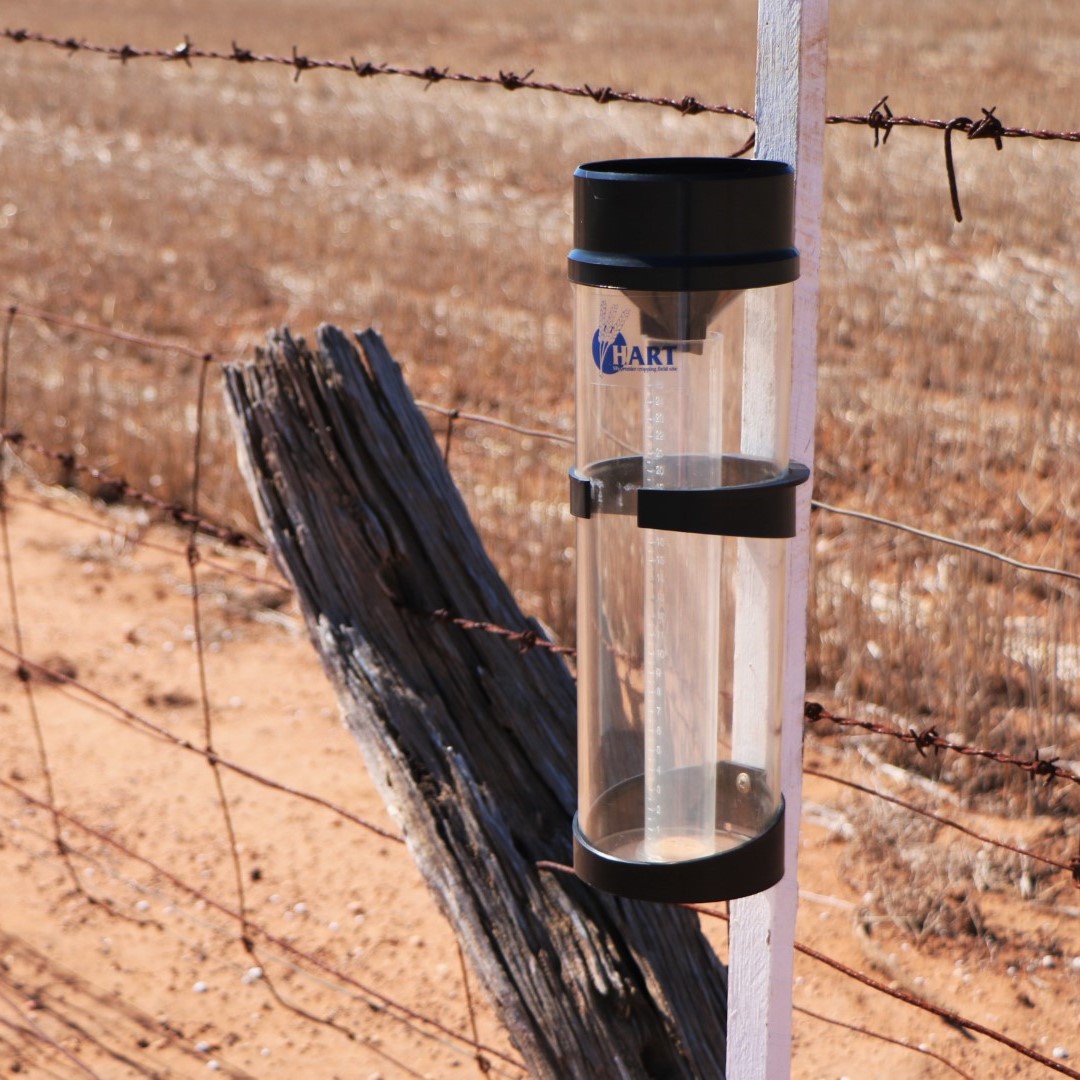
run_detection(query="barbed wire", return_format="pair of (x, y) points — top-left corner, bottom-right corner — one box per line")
(4, 27), (1078, 143)
(2, 274), (1077, 1069)
(4, 29), (1079, 221)
(805, 701), (1080, 788)
(0, 426), (259, 550)
(427, 607), (576, 656)
(8, 299), (1079, 595)
(0, 28), (754, 120)
(6, 490), (285, 590)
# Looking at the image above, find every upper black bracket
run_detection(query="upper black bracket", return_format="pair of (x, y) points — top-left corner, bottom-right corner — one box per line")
(569, 456), (810, 538)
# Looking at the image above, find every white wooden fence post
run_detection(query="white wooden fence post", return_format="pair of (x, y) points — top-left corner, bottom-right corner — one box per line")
(726, 0), (829, 1077)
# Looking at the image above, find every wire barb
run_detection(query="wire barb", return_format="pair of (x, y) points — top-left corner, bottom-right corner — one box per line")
(166, 35), (193, 66)
(497, 68), (534, 90)
(969, 105), (1005, 149)
(291, 45), (314, 82)
(806, 702), (1080, 787)
(867, 95), (894, 147)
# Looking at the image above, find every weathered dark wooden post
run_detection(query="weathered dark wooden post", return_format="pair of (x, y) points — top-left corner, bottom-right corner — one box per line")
(224, 325), (729, 1079)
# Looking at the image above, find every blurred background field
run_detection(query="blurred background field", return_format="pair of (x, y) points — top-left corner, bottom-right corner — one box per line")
(0, 0), (1078, 1075)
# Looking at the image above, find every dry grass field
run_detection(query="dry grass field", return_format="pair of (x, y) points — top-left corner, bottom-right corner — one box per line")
(0, 0), (1078, 1076)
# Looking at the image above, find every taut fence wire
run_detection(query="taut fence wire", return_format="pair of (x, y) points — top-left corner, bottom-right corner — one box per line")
(2, 293), (1078, 1070)
(0, 10), (1077, 1063)
(535, 860), (1080, 1079)
(5, 303), (1076, 592)
(804, 702), (1080, 791)
(0, 776), (525, 1073)
(3, 28), (1080, 220)
(5, 297), (1079, 888)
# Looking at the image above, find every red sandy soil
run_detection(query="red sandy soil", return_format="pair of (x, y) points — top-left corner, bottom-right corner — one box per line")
(0, 479), (1076, 1079)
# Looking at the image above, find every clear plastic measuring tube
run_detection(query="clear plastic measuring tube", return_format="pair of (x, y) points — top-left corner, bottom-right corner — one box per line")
(641, 338), (722, 861)
(570, 156), (803, 903)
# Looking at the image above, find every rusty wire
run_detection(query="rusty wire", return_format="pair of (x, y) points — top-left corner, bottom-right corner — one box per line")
(793, 1004), (975, 1080)
(0, 306), (88, 900)
(536, 860), (1080, 1079)
(0, 774), (525, 1073)
(0, 426), (259, 549)
(5, 490), (285, 590)
(427, 607), (576, 656)
(0, 640), (403, 843)
(0, 28), (754, 121)
(7, 300), (1078, 593)
(4, 30), (1080, 221)
(5, 297), (1078, 879)
(0, 981), (105, 1080)
(2, 272), (1078, 1069)
(805, 765), (1080, 884)
(805, 702), (1080, 790)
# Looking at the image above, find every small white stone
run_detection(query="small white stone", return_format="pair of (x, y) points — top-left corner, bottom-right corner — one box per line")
(268, 894), (281, 905)
(1053, 1048), (1070, 1060)
(328, 921), (340, 933)
(207, 1061), (221, 1072)
(135, 899), (150, 913)
(293, 902), (308, 915)
(192, 981), (209, 994)
(1070, 957), (1080, 971)
(195, 1041), (212, 1054)
(1007, 965), (1019, 976)
(242, 966), (263, 985)
(1041, 955), (1056, 969)
(260, 1048), (271, 1058)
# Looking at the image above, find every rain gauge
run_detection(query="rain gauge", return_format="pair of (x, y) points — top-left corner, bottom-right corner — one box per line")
(569, 158), (808, 903)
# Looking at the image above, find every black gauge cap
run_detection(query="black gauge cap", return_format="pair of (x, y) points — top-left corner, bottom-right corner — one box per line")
(568, 157), (799, 291)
